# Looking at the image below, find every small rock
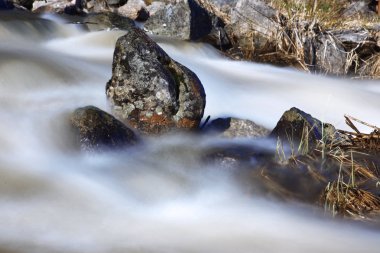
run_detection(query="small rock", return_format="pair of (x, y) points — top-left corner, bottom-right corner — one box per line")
(204, 117), (269, 138)
(70, 106), (139, 151)
(106, 27), (206, 134)
(270, 107), (336, 154)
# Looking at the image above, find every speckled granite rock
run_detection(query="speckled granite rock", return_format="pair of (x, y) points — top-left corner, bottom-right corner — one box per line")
(106, 27), (206, 134)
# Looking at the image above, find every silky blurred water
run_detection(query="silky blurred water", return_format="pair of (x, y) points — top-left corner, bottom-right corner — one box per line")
(0, 12), (379, 253)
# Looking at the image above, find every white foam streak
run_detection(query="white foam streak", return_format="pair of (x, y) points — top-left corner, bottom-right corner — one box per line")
(157, 42), (380, 131)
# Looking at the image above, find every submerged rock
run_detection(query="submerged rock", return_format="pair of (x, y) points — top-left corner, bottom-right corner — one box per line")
(270, 107), (336, 153)
(70, 106), (138, 151)
(106, 27), (206, 134)
(203, 142), (273, 168)
(204, 117), (269, 138)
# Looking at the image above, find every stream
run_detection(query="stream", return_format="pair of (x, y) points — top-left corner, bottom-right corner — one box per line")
(0, 12), (379, 253)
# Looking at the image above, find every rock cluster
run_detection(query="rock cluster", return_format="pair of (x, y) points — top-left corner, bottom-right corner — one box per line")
(28, 0), (380, 77)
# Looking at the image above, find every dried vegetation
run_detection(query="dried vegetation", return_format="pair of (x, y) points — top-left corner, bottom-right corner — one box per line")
(305, 115), (380, 221)
(226, 0), (380, 78)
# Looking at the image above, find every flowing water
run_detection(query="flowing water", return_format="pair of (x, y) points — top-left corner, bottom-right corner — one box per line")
(0, 12), (380, 253)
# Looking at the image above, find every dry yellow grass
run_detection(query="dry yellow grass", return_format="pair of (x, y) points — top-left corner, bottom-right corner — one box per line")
(268, 0), (380, 29)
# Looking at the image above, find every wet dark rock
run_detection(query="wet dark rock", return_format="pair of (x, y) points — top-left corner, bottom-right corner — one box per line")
(70, 106), (139, 151)
(144, 0), (230, 48)
(204, 117), (269, 138)
(270, 107), (336, 153)
(106, 27), (206, 134)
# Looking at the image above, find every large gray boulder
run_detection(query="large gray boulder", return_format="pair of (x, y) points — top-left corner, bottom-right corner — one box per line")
(144, 0), (230, 48)
(225, 0), (281, 57)
(106, 27), (206, 134)
(70, 106), (139, 151)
